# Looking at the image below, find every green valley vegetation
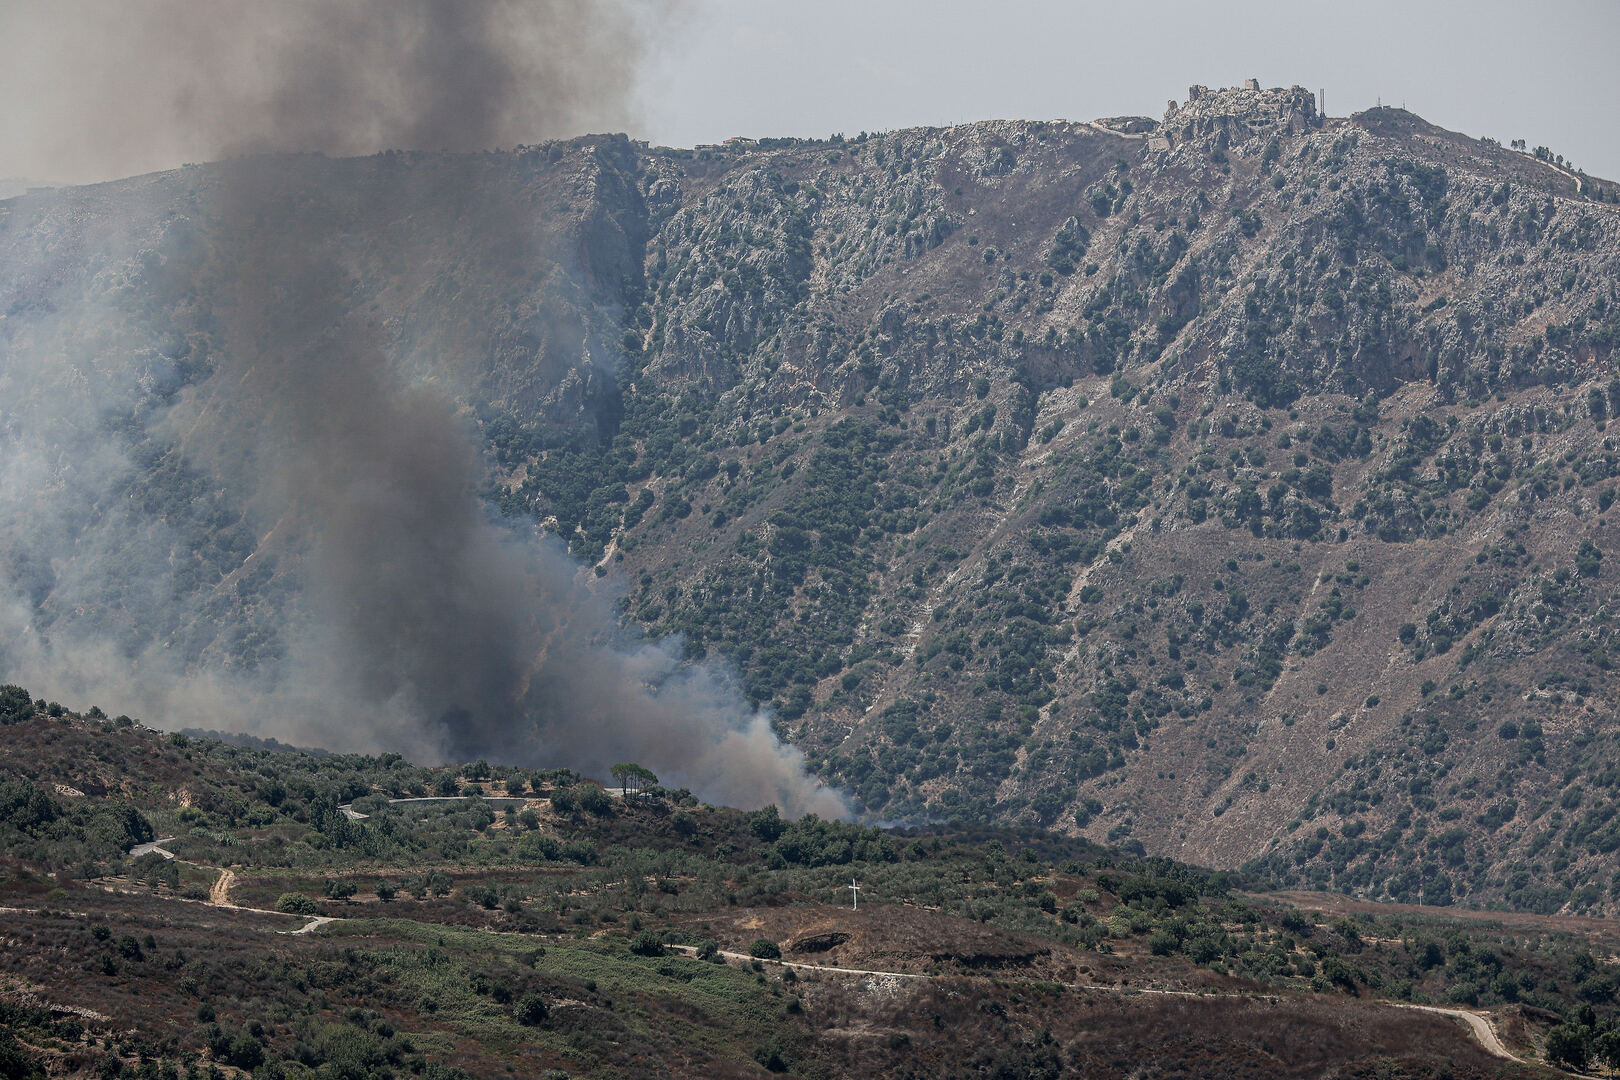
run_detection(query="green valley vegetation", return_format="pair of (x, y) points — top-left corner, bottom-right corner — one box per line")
(3, 702), (1620, 1076)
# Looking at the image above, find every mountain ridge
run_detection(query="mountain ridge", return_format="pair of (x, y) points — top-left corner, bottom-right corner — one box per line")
(3, 82), (1620, 914)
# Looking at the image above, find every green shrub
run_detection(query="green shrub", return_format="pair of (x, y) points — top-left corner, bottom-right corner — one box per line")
(748, 939), (781, 960)
(1546, 1023), (1590, 1070)
(1318, 956), (1357, 992)
(228, 1034), (265, 1069)
(576, 784), (613, 815)
(560, 840), (597, 865)
(0, 1030), (42, 1079)
(629, 931), (665, 957)
(0, 685), (33, 725)
(513, 994), (548, 1026)
(275, 892), (319, 915)
(754, 1043), (789, 1072)
(462, 884), (499, 909)
(519, 834), (562, 861)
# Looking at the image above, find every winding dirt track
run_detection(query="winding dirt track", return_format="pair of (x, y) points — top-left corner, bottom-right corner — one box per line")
(1393, 1003), (1516, 1061)
(70, 867), (1533, 1066)
(672, 945), (1525, 1064)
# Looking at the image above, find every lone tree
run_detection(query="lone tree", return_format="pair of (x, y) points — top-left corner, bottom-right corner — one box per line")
(610, 763), (658, 798)
(0, 684), (34, 725)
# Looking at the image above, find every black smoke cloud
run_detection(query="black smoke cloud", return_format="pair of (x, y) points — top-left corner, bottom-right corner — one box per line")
(0, 1), (849, 816)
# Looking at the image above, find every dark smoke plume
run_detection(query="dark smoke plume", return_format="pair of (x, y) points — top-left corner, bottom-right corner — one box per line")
(0, 2), (849, 816)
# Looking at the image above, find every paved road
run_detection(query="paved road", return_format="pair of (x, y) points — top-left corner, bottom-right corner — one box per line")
(128, 838), (177, 860)
(287, 916), (336, 935)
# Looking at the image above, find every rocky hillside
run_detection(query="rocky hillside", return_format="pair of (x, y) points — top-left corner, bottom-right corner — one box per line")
(4, 83), (1620, 915)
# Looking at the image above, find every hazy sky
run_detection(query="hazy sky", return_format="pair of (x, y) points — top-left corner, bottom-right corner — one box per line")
(2, 0), (1618, 184)
(635, 0), (1620, 181)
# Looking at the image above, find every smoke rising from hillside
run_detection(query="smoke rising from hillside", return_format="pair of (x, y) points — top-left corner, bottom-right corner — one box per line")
(0, 2), (848, 816)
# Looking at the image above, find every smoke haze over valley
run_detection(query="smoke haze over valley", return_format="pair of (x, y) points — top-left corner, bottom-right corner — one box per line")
(0, 0), (846, 817)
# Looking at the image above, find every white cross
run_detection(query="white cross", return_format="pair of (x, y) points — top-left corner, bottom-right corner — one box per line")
(848, 879), (862, 910)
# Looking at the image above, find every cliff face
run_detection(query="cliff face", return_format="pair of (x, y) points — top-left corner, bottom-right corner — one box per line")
(5, 86), (1620, 912)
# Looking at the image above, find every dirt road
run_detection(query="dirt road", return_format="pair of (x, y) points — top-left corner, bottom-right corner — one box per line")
(674, 944), (1523, 1064)
(1393, 1003), (1516, 1061)
(209, 869), (235, 907)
